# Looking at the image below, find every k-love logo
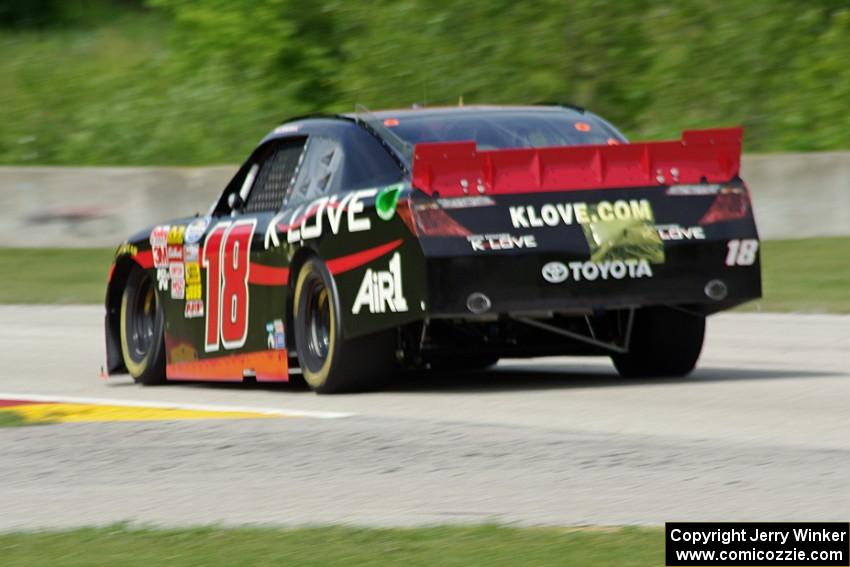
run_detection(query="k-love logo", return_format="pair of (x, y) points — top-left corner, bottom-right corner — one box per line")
(510, 199), (654, 229)
(264, 188), (377, 249)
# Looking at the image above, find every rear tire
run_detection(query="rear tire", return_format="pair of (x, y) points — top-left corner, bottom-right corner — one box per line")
(119, 266), (166, 385)
(293, 258), (394, 394)
(611, 307), (705, 378)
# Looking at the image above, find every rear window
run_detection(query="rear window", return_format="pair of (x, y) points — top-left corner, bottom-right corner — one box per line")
(382, 110), (625, 150)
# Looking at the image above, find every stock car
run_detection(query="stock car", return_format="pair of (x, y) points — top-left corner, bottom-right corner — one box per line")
(104, 105), (761, 393)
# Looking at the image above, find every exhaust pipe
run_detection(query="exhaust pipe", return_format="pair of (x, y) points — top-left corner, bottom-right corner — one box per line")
(704, 279), (728, 301)
(466, 292), (492, 314)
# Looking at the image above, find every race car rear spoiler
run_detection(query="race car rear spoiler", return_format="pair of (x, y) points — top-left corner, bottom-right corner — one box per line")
(411, 127), (742, 197)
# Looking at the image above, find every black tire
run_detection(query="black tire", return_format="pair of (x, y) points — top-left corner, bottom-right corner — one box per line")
(119, 266), (166, 385)
(611, 306), (705, 378)
(430, 353), (500, 372)
(293, 257), (395, 393)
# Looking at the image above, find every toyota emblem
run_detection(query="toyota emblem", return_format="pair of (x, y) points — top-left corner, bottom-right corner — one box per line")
(541, 261), (568, 283)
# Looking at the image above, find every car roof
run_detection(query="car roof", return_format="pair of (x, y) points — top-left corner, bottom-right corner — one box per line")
(344, 104), (585, 121)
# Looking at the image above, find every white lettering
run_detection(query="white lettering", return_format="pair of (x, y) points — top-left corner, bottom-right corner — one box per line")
(509, 206), (529, 228)
(286, 205), (304, 243)
(554, 259), (654, 282)
(327, 193), (354, 234)
(540, 204), (559, 226)
(352, 252), (408, 314)
(527, 206), (544, 227)
(299, 197), (329, 240)
(509, 199), (653, 228)
(348, 189), (376, 233)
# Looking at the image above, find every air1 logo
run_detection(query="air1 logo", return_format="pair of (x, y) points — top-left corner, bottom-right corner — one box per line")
(203, 219), (257, 352)
(352, 253), (408, 315)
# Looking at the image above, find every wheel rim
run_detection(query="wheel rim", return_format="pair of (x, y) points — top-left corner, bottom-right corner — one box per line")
(305, 275), (331, 364)
(129, 276), (157, 360)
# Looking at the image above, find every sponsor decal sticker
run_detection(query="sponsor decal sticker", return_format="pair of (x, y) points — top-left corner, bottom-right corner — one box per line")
(272, 124), (300, 135)
(150, 225), (170, 268)
(578, 201), (664, 264)
(167, 243), (183, 262)
(185, 299), (204, 319)
(437, 196), (495, 209)
(509, 199), (654, 229)
(185, 262), (201, 285)
(265, 319), (286, 350)
(287, 188), (376, 243)
(375, 183), (403, 221)
(352, 252), (408, 315)
(169, 262), (185, 300)
(167, 225), (185, 245)
(656, 224), (706, 241)
(468, 233), (537, 252)
(542, 261), (568, 283)
(543, 259), (654, 283)
(184, 243), (199, 262)
(115, 242), (138, 257)
(184, 217), (210, 244)
(666, 184), (721, 196)
(156, 267), (169, 291)
(169, 341), (198, 363)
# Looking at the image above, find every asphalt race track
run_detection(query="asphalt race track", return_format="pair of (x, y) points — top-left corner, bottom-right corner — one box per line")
(0, 306), (848, 530)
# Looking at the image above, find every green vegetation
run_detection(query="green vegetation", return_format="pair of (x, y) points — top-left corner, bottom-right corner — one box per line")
(2, 238), (846, 312)
(745, 237), (850, 314)
(0, 1), (849, 166)
(0, 248), (113, 304)
(0, 411), (32, 427)
(0, 524), (661, 566)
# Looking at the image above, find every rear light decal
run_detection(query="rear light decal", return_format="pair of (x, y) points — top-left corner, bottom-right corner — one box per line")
(412, 203), (471, 236)
(699, 187), (749, 224)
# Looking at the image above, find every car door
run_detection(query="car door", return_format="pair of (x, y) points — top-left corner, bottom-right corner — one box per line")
(165, 136), (307, 381)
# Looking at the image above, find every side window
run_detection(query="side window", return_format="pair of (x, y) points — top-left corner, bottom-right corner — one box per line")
(243, 138), (306, 213)
(285, 136), (343, 207)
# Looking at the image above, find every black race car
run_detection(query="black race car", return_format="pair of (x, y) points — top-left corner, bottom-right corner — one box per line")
(104, 105), (761, 393)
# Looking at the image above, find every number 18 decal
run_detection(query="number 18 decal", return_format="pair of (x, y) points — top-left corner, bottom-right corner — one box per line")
(203, 219), (257, 352)
(725, 238), (759, 266)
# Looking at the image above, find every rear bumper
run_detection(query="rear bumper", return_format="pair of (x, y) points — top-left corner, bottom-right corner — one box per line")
(425, 242), (761, 317)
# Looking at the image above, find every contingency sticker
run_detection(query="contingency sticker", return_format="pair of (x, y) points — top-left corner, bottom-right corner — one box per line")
(150, 225), (170, 268)
(266, 319), (285, 350)
(169, 262), (185, 300)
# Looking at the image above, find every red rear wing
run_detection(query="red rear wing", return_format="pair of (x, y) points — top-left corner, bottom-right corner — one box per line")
(411, 127), (742, 197)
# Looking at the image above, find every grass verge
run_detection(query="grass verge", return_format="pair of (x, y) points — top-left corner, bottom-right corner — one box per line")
(0, 524), (661, 566)
(0, 248), (113, 304)
(1, 237), (847, 312)
(743, 237), (850, 314)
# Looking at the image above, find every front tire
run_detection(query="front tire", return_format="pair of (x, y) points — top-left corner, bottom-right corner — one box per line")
(293, 258), (394, 393)
(119, 266), (166, 385)
(611, 306), (705, 378)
